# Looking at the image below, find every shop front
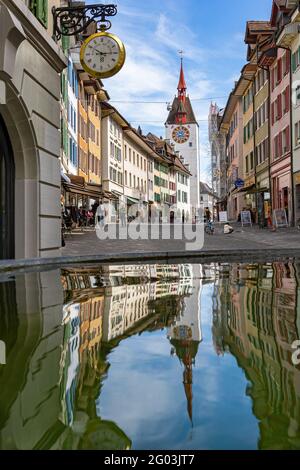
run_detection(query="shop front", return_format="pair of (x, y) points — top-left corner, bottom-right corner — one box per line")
(62, 174), (103, 227)
(294, 172), (300, 225)
(256, 173), (271, 228)
(0, 114), (14, 259)
(243, 176), (256, 215)
(271, 160), (292, 225)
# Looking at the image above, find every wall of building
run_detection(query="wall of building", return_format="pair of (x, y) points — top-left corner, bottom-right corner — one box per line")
(166, 123), (200, 213)
(0, 0), (66, 259)
(123, 135), (149, 204)
(87, 94), (101, 185)
(270, 48), (292, 223)
(227, 99), (244, 220)
(291, 28), (300, 224)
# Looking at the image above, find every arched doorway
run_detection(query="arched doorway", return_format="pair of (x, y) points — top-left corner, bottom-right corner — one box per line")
(0, 113), (15, 259)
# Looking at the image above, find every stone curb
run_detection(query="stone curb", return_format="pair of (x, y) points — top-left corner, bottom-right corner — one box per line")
(0, 249), (300, 273)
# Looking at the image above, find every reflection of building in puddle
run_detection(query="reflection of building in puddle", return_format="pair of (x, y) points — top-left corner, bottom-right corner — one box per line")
(167, 266), (202, 423)
(57, 291), (131, 449)
(61, 264), (201, 427)
(60, 291), (105, 424)
(97, 264), (194, 343)
(0, 271), (65, 449)
(212, 262), (300, 449)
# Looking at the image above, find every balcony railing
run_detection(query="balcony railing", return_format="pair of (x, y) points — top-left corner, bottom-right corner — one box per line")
(277, 22), (300, 47)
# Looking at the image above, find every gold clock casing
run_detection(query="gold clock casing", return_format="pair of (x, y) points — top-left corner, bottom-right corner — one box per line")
(80, 31), (126, 79)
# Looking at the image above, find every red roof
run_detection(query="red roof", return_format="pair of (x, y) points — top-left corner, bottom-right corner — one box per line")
(177, 60), (187, 91)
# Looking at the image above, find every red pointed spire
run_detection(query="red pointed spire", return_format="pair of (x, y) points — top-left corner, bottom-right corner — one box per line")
(177, 58), (187, 93)
(176, 58), (187, 124)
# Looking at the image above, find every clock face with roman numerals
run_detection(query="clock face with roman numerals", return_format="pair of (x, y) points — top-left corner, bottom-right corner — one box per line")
(80, 32), (126, 79)
(172, 126), (190, 144)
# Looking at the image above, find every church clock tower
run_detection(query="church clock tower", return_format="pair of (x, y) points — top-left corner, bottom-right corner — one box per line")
(165, 59), (200, 217)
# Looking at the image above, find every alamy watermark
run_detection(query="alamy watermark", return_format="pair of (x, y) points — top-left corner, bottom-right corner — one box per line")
(0, 340), (6, 365)
(95, 202), (204, 250)
(291, 340), (300, 366)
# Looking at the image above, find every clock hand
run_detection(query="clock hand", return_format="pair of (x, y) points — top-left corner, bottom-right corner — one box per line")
(95, 50), (118, 55)
(89, 46), (101, 54)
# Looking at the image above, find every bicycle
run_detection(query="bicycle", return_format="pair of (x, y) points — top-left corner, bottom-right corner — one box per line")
(205, 220), (215, 235)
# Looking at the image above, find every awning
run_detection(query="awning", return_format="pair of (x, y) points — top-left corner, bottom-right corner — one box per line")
(234, 184), (255, 194)
(103, 191), (119, 201)
(61, 171), (71, 183)
(62, 174), (103, 199)
(62, 181), (102, 199)
(126, 196), (140, 205)
(234, 185), (269, 195)
(216, 198), (227, 205)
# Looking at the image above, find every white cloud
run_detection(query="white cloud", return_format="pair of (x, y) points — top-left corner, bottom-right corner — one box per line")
(98, 2), (246, 183)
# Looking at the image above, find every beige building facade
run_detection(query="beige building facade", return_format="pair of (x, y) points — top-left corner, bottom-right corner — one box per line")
(0, 0), (66, 259)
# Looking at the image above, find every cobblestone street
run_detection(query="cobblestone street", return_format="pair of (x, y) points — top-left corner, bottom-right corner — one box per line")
(62, 224), (300, 256)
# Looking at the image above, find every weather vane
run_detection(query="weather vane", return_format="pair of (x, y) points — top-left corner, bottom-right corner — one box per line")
(178, 50), (185, 61)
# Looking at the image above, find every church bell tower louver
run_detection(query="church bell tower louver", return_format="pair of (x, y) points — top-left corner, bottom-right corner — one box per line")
(165, 58), (200, 217)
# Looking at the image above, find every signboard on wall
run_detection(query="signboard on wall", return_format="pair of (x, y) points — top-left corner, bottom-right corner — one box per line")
(219, 211), (228, 223)
(235, 178), (245, 189)
(273, 209), (288, 228)
(241, 210), (252, 227)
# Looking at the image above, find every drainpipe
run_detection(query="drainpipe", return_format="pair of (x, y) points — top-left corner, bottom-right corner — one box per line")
(241, 74), (256, 218)
(255, 61), (271, 227)
(276, 44), (295, 226)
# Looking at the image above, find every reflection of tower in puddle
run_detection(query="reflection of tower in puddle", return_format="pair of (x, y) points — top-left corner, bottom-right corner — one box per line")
(167, 264), (202, 423)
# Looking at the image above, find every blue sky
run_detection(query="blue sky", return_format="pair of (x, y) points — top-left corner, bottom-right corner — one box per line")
(94, 0), (273, 181)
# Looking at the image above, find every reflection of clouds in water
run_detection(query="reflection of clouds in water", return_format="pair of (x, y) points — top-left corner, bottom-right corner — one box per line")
(96, 323), (257, 449)
(199, 284), (214, 327)
(97, 333), (190, 448)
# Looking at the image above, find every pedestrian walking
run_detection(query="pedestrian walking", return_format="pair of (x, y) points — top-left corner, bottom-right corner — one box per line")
(96, 201), (106, 227)
(119, 203), (126, 227)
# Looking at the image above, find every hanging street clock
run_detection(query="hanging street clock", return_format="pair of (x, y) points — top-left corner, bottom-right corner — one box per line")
(80, 32), (126, 79)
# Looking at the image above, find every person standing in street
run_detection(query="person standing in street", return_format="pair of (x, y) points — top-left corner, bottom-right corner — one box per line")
(119, 202), (126, 227)
(96, 200), (106, 227)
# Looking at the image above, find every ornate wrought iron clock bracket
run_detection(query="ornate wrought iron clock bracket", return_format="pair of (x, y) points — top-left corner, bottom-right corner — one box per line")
(52, 3), (117, 41)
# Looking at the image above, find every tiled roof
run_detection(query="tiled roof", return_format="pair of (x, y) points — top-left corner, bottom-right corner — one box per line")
(200, 182), (215, 196)
(245, 21), (275, 44)
(145, 133), (191, 175)
(166, 96), (197, 125)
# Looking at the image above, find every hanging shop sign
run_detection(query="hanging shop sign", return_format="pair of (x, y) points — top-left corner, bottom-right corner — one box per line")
(235, 178), (245, 189)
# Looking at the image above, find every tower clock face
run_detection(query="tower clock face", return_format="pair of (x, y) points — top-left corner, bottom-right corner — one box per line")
(172, 126), (190, 144)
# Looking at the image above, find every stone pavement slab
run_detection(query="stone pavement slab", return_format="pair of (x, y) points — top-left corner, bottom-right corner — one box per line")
(62, 224), (300, 256)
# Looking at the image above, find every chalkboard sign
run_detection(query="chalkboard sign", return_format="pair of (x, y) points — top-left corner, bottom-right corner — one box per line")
(219, 211), (228, 223)
(241, 210), (252, 227)
(273, 209), (288, 228)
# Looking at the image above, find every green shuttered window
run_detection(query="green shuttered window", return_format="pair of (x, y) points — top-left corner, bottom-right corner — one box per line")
(30, 0), (48, 28)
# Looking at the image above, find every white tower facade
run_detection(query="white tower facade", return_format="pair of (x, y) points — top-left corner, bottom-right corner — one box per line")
(165, 60), (200, 218)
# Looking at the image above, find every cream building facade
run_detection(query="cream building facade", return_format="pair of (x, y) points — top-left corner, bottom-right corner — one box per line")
(0, 0), (67, 259)
(277, 4), (300, 223)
